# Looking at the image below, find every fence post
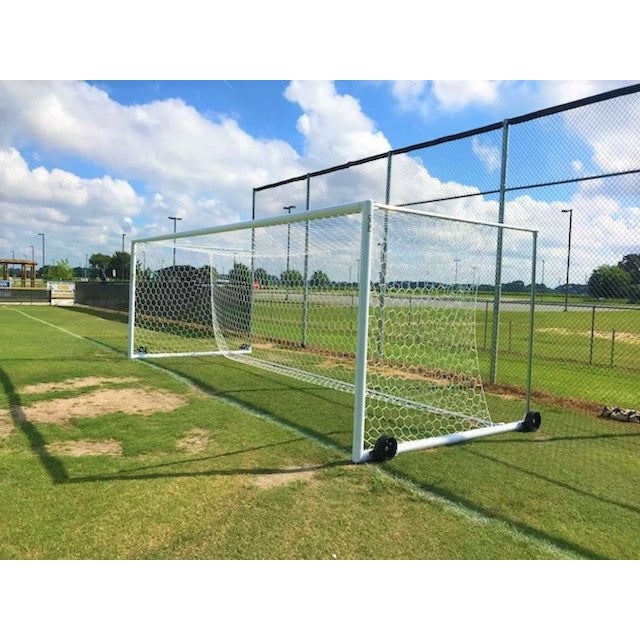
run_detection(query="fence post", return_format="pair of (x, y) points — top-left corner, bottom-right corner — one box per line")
(489, 120), (510, 384)
(589, 305), (596, 365)
(483, 300), (489, 350)
(376, 151), (393, 356)
(301, 175), (311, 347)
(610, 329), (616, 367)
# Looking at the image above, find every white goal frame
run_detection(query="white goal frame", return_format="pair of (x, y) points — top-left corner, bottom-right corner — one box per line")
(129, 200), (539, 463)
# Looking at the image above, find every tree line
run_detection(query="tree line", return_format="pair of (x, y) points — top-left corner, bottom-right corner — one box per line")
(588, 254), (640, 303)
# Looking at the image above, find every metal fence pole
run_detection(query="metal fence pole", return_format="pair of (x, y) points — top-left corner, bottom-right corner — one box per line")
(250, 188), (256, 342)
(525, 230), (538, 413)
(483, 300), (489, 350)
(610, 329), (616, 367)
(589, 305), (596, 365)
(301, 175), (311, 347)
(489, 120), (510, 384)
(376, 152), (393, 356)
(127, 242), (138, 358)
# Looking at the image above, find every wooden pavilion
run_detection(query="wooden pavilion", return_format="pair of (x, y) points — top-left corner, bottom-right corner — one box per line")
(0, 258), (37, 287)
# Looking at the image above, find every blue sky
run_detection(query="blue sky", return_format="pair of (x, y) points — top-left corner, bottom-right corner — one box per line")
(0, 79), (637, 286)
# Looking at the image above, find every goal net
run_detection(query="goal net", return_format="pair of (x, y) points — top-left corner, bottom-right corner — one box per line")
(130, 201), (539, 462)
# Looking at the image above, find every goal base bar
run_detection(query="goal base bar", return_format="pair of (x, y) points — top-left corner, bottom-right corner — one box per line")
(131, 348), (252, 359)
(355, 419), (525, 463)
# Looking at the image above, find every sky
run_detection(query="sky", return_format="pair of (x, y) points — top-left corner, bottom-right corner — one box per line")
(0, 79), (638, 286)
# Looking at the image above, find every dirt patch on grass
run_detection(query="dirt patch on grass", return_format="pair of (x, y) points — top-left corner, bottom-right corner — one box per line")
(254, 466), (318, 489)
(20, 376), (140, 395)
(486, 383), (604, 417)
(0, 409), (14, 438)
(538, 327), (640, 346)
(252, 342), (277, 350)
(14, 387), (187, 427)
(317, 356), (457, 387)
(46, 439), (123, 457)
(369, 363), (453, 386)
(177, 428), (209, 453)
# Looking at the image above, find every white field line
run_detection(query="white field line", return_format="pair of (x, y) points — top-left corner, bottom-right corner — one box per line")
(8, 306), (577, 559)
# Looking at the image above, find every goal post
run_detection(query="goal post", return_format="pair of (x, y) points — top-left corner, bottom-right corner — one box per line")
(129, 200), (541, 463)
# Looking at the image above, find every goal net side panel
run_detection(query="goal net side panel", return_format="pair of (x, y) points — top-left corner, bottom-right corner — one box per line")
(361, 206), (534, 451)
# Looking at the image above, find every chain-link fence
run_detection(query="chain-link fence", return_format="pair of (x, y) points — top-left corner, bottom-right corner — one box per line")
(253, 84), (640, 408)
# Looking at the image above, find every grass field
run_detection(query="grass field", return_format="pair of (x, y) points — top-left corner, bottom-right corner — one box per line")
(1, 304), (640, 559)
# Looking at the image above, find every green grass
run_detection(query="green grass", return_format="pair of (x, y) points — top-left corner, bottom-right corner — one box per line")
(2, 306), (640, 558)
(1, 304), (562, 560)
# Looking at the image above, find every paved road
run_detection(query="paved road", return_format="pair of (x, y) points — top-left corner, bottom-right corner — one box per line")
(254, 291), (639, 313)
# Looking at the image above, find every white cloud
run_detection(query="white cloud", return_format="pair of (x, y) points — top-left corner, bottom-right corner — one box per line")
(471, 136), (501, 172)
(390, 81), (430, 117)
(0, 81), (302, 200)
(284, 80), (390, 165)
(538, 80), (628, 107)
(432, 80), (502, 111)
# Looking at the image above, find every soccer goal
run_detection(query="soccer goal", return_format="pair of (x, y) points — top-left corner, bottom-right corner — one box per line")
(129, 200), (541, 463)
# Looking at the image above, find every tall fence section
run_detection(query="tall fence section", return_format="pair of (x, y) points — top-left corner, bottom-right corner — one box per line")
(253, 84), (640, 404)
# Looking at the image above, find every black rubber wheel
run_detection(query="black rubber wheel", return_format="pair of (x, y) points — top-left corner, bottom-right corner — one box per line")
(370, 435), (398, 462)
(521, 411), (542, 432)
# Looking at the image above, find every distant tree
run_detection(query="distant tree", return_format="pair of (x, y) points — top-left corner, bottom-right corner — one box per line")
(628, 284), (640, 304)
(310, 270), (331, 288)
(280, 269), (304, 287)
(254, 267), (270, 286)
(502, 280), (526, 293)
(618, 254), (640, 285)
(199, 264), (218, 282)
(89, 253), (112, 281)
(229, 262), (252, 285)
(109, 252), (131, 280)
(46, 259), (74, 281)
(588, 265), (631, 299)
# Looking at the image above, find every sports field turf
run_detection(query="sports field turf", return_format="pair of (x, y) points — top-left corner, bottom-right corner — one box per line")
(1, 304), (639, 559)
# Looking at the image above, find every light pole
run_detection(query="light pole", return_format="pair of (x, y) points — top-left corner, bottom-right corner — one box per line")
(10, 250), (14, 259)
(454, 258), (460, 286)
(541, 259), (545, 288)
(562, 208), (573, 311)
(168, 216), (182, 267)
(30, 244), (35, 262)
(283, 205), (295, 300)
(120, 233), (127, 280)
(38, 233), (45, 273)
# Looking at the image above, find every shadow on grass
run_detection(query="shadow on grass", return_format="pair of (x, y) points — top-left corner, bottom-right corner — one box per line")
(470, 431), (640, 445)
(65, 305), (129, 325)
(463, 446), (640, 516)
(0, 366), (69, 484)
(72, 459), (349, 484)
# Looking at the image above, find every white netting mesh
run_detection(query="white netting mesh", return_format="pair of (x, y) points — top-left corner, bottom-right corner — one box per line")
(132, 204), (534, 454)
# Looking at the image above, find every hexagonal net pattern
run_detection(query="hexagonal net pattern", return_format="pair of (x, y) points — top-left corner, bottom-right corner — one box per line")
(131, 202), (536, 458)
